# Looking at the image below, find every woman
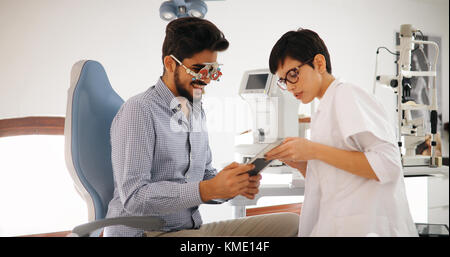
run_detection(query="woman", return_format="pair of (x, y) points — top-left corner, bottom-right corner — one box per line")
(265, 29), (418, 237)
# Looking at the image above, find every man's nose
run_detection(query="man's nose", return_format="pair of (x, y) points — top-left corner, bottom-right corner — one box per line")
(202, 77), (211, 85)
(200, 77), (211, 85)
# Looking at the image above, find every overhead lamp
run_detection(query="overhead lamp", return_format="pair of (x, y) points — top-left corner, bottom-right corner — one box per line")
(188, 0), (208, 18)
(159, 1), (177, 21)
(159, 0), (209, 21)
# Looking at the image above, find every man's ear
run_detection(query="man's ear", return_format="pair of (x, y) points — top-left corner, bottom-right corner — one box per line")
(163, 55), (177, 73)
(313, 54), (327, 74)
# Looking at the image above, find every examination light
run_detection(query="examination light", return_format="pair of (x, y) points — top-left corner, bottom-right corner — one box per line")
(188, 0), (208, 18)
(159, 0), (209, 21)
(159, 1), (178, 20)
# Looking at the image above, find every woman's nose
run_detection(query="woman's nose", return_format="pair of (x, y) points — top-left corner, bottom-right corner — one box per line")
(287, 82), (296, 92)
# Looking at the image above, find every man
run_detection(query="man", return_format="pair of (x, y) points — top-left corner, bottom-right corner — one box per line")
(103, 17), (299, 237)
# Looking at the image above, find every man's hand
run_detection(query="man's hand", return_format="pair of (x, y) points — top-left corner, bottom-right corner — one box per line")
(199, 162), (254, 202)
(240, 174), (262, 200)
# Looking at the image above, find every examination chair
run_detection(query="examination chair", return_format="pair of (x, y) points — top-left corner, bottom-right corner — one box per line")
(64, 60), (164, 237)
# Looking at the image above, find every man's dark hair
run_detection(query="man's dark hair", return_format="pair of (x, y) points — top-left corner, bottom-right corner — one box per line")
(162, 17), (229, 70)
(269, 29), (332, 75)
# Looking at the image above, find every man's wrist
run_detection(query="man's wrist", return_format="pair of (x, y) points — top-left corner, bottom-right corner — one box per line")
(199, 180), (214, 202)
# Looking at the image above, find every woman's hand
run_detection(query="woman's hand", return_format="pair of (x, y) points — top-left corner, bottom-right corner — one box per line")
(280, 159), (307, 178)
(265, 137), (316, 162)
(280, 159), (307, 171)
(265, 137), (380, 181)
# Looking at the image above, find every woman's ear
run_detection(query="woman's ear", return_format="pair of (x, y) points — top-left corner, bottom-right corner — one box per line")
(313, 54), (327, 74)
(163, 55), (176, 73)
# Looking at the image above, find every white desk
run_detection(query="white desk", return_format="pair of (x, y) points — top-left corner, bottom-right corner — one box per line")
(403, 165), (449, 226)
(228, 165), (449, 219)
(228, 165), (305, 218)
(403, 165), (449, 177)
(229, 183), (305, 218)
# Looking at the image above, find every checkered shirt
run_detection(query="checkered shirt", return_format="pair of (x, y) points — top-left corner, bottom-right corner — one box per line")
(103, 78), (217, 237)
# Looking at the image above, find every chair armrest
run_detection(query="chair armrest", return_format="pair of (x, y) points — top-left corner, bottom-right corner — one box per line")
(69, 216), (165, 237)
(71, 199), (226, 237)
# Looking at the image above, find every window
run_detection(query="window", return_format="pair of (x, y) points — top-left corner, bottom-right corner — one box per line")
(0, 117), (86, 236)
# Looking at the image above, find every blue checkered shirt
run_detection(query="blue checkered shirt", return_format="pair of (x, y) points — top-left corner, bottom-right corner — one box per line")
(104, 78), (217, 237)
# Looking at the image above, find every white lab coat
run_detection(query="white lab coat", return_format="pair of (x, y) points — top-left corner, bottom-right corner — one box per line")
(299, 78), (418, 237)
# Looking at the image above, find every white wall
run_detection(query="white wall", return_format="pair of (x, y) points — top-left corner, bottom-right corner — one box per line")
(1, 0), (448, 225)
(1, 0), (448, 165)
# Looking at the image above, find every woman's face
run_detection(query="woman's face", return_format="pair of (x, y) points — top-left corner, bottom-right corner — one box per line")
(276, 56), (323, 104)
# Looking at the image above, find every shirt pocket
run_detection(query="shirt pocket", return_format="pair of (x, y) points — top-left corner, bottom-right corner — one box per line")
(188, 131), (208, 180)
(153, 132), (190, 180)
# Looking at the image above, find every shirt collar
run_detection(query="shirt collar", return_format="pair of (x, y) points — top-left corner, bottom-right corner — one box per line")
(155, 77), (179, 108)
(316, 77), (341, 113)
(154, 77), (203, 116)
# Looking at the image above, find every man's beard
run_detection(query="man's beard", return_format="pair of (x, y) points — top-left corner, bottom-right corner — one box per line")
(174, 66), (205, 104)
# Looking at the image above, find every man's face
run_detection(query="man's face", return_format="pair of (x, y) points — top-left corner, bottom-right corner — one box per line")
(173, 50), (218, 103)
(276, 56), (321, 104)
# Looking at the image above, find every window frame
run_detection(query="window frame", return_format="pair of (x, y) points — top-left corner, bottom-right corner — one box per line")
(0, 116), (65, 137)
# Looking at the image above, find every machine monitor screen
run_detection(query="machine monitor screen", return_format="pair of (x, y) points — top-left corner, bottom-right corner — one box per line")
(246, 74), (269, 90)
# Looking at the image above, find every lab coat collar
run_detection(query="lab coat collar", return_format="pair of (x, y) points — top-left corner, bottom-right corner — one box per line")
(316, 77), (341, 113)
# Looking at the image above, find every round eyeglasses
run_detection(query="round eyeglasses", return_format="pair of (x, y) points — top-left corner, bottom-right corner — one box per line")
(276, 58), (314, 90)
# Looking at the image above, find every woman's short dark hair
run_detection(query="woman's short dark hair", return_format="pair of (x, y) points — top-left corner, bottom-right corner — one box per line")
(162, 17), (229, 66)
(269, 29), (332, 74)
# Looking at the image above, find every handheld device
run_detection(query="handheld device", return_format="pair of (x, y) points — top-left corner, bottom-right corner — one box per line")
(246, 139), (284, 176)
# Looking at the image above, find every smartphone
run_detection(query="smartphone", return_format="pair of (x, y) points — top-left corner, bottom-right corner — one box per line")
(246, 139), (284, 176)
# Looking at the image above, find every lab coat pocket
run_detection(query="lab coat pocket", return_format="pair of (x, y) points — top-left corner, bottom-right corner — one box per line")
(334, 214), (392, 237)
